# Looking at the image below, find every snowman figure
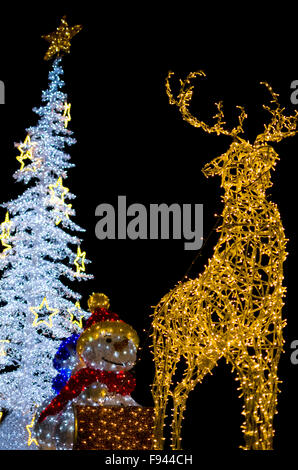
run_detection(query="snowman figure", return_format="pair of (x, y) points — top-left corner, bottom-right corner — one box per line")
(34, 293), (140, 450)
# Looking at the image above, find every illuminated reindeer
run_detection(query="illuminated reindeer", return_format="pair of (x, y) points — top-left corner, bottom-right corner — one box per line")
(152, 71), (298, 450)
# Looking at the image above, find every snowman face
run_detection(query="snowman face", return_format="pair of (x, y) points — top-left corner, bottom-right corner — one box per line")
(81, 333), (137, 372)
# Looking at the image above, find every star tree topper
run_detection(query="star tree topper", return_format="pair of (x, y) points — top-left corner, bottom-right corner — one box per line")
(42, 16), (82, 61)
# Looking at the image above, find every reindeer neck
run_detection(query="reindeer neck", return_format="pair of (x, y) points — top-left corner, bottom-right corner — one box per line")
(220, 187), (278, 222)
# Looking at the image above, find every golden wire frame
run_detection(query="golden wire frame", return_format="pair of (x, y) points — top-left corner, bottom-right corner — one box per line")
(152, 71), (298, 450)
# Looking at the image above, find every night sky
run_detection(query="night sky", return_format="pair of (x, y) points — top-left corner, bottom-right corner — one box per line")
(0, 4), (297, 457)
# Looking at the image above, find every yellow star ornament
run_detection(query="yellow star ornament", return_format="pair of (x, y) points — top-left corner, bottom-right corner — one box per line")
(0, 211), (12, 255)
(49, 176), (69, 203)
(63, 102), (72, 128)
(30, 297), (59, 328)
(42, 16), (83, 61)
(74, 246), (86, 276)
(48, 176), (72, 225)
(16, 135), (36, 171)
(68, 301), (84, 329)
(26, 414), (39, 447)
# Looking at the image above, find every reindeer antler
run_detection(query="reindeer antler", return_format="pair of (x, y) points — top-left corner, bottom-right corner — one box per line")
(166, 70), (247, 138)
(255, 82), (298, 143)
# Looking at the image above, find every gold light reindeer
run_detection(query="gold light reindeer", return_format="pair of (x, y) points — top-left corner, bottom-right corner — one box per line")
(152, 71), (298, 450)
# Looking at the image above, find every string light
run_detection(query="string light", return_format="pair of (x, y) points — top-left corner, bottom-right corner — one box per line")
(73, 406), (155, 450)
(152, 71), (298, 451)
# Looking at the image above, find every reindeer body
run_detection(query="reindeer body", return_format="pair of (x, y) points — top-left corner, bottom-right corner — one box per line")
(152, 74), (297, 450)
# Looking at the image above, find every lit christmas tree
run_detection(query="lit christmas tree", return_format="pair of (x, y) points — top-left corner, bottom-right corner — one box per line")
(0, 17), (92, 449)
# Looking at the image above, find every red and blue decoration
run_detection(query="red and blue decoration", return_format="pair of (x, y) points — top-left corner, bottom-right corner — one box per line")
(52, 333), (80, 394)
(39, 367), (136, 422)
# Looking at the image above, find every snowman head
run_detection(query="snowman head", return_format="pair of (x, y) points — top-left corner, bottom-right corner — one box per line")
(76, 294), (139, 373)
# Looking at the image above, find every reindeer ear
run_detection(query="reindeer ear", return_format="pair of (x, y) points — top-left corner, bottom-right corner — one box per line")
(255, 82), (298, 144)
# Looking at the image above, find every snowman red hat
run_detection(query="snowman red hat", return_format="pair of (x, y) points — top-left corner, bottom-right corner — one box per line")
(76, 293), (139, 359)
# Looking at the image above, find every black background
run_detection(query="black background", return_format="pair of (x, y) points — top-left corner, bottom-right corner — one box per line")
(0, 3), (297, 458)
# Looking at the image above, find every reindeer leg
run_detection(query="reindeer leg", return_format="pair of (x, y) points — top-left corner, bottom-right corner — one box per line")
(152, 337), (180, 450)
(230, 332), (283, 450)
(171, 350), (221, 450)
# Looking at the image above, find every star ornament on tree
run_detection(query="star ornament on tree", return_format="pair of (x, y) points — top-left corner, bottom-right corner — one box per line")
(68, 301), (84, 329)
(63, 102), (72, 128)
(49, 176), (69, 203)
(15, 135), (37, 172)
(26, 413), (39, 447)
(30, 297), (59, 328)
(42, 16), (83, 61)
(74, 246), (86, 276)
(48, 176), (72, 225)
(0, 211), (12, 256)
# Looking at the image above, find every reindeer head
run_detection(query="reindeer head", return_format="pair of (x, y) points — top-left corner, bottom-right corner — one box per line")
(166, 71), (298, 195)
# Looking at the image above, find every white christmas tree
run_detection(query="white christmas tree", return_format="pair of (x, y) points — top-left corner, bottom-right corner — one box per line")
(0, 53), (92, 449)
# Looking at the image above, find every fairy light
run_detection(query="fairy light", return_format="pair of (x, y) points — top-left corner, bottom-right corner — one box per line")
(152, 71), (298, 451)
(73, 406), (155, 450)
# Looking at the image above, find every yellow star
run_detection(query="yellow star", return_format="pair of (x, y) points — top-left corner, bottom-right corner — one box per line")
(30, 297), (59, 328)
(49, 176), (69, 202)
(48, 177), (72, 225)
(63, 102), (71, 128)
(42, 16), (83, 61)
(68, 301), (84, 329)
(26, 414), (39, 447)
(0, 212), (12, 255)
(0, 211), (11, 235)
(16, 135), (36, 171)
(74, 246), (86, 275)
